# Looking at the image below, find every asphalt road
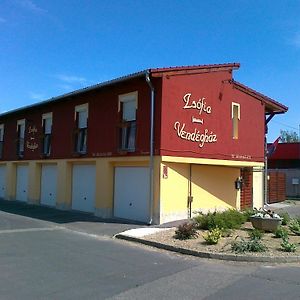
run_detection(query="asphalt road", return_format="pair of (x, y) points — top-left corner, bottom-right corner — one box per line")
(0, 201), (300, 299)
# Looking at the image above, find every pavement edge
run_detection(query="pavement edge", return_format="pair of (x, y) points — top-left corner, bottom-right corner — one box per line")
(115, 233), (300, 263)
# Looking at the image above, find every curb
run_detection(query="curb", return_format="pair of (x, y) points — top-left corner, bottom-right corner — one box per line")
(115, 234), (300, 263)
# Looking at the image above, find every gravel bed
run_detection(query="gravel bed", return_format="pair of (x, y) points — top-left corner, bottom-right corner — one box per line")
(144, 222), (300, 258)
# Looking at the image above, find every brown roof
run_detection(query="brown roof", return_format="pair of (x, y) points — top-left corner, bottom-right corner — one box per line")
(231, 80), (288, 114)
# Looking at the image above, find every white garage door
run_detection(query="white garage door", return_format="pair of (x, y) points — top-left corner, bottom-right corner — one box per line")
(114, 167), (149, 223)
(40, 164), (57, 207)
(0, 165), (6, 199)
(16, 165), (28, 202)
(72, 164), (95, 213)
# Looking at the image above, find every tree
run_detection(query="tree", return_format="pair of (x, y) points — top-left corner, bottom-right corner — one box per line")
(280, 130), (299, 143)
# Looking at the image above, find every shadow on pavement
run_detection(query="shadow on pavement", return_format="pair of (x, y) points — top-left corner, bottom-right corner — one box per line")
(0, 199), (144, 226)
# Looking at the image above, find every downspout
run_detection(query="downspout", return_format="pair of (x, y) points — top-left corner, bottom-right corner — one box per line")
(264, 113), (275, 206)
(146, 71), (155, 225)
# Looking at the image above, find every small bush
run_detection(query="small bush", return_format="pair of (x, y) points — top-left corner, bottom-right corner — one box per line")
(242, 208), (256, 221)
(281, 238), (297, 252)
(278, 212), (290, 226)
(174, 222), (198, 240)
(289, 219), (300, 235)
(248, 229), (264, 240)
(203, 227), (222, 245)
(193, 212), (210, 230)
(193, 209), (246, 231)
(274, 226), (289, 239)
(231, 238), (267, 253)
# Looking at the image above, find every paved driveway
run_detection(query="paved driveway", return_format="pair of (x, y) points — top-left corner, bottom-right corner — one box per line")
(0, 199), (143, 237)
(0, 200), (300, 299)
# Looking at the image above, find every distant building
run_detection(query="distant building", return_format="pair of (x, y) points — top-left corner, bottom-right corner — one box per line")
(268, 143), (300, 198)
(0, 63), (288, 223)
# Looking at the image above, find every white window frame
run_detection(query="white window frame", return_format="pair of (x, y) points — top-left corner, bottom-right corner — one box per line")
(231, 102), (240, 139)
(118, 91), (138, 152)
(42, 112), (53, 156)
(74, 103), (88, 154)
(17, 119), (26, 157)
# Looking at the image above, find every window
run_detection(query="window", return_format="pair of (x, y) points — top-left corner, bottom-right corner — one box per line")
(0, 124), (4, 159)
(118, 92), (137, 152)
(42, 113), (52, 156)
(232, 102), (240, 139)
(17, 119), (26, 158)
(74, 104), (88, 154)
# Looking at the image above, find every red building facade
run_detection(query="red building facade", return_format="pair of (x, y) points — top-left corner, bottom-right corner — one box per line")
(0, 63), (288, 224)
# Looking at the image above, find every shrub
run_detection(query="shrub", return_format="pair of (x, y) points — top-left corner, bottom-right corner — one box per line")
(281, 238), (297, 252)
(278, 212), (290, 226)
(289, 219), (300, 235)
(231, 238), (267, 253)
(203, 227), (222, 245)
(174, 222), (198, 240)
(193, 212), (211, 230)
(274, 226), (289, 239)
(193, 209), (246, 231)
(248, 229), (264, 240)
(242, 208), (256, 221)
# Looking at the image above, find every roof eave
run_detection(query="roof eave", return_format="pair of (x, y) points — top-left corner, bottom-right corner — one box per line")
(232, 80), (288, 114)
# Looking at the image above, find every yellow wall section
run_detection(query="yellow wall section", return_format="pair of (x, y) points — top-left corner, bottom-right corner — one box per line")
(4, 162), (16, 200)
(28, 162), (41, 204)
(191, 165), (240, 212)
(56, 161), (72, 209)
(252, 167), (264, 209)
(160, 162), (241, 223)
(160, 162), (189, 220)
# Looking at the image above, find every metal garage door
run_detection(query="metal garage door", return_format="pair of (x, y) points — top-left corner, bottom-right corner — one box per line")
(71, 164), (95, 213)
(114, 167), (149, 223)
(40, 164), (57, 207)
(16, 165), (28, 202)
(0, 165), (6, 199)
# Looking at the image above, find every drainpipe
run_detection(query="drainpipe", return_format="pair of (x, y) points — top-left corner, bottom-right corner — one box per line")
(146, 71), (155, 225)
(264, 114), (275, 207)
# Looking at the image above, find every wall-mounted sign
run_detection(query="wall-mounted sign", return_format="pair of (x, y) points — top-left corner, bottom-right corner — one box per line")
(231, 154), (252, 160)
(162, 165), (168, 179)
(173, 93), (217, 148)
(26, 125), (39, 152)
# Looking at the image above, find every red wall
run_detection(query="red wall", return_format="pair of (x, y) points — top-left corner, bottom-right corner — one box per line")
(159, 71), (265, 162)
(0, 77), (162, 161)
(0, 70), (266, 162)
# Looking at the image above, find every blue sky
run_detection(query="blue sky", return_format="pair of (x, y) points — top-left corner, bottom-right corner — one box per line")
(0, 0), (299, 141)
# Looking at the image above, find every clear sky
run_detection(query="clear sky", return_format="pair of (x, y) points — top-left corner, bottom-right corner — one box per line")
(0, 0), (299, 141)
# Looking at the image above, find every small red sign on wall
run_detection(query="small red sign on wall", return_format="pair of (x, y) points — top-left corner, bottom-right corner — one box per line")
(163, 165), (168, 179)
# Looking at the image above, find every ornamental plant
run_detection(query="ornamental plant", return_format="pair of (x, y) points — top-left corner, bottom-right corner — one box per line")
(281, 237), (297, 253)
(231, 238), (267, 253)
(203, 227), (222, 245)
(174, 222), (198, 240)
(273, 226), (289, 239)
(248, 229), (264, 240)
(251, 208), (281, 219)
(193, 209), (246, 231)
(289, 219), (300, 235)
(278, 212), (290, 226)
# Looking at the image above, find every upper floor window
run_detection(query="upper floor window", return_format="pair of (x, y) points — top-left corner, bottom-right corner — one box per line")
(118, 91), (137, 152)
(74, 104), (88, 154)
(42, 113), (52, 156)
(17, 119), (26, 158)
(232, 102), (240, 139)
(0, 124), (4, 159)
